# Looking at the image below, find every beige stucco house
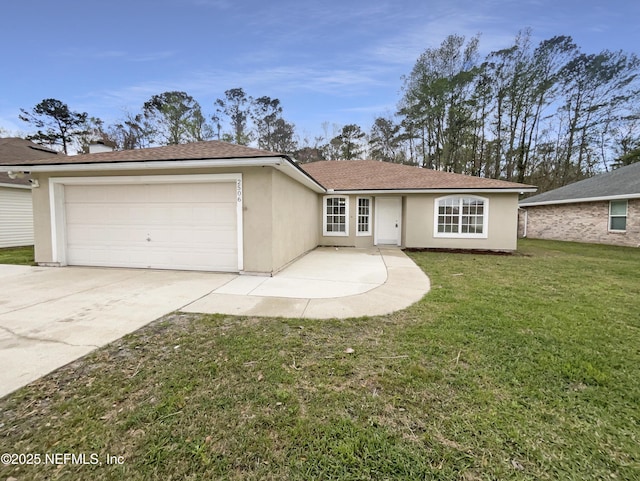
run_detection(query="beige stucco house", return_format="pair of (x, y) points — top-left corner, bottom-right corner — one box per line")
(519, 162), (640, 247)
(0, 140), (535, 274)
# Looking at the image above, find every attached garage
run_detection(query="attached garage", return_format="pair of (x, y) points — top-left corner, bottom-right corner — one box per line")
(0, 142), (326, 274)
(50, 174), (243, 272)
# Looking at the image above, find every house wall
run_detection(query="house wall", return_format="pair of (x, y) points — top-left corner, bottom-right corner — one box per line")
(30, 167), (295, 273)
(317, 194), (378, 248)
(520, 200), (640, 247)
(270, 169), (319, 273)
(0, 186), (34, 248)
(405, 193), (520, 251)
(316, 192), (519, 251)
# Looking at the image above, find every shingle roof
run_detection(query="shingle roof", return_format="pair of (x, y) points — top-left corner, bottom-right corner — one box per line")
(0, 138), (60, 186)
(300, 160), (535, 191)
(0, 137), (59, 163)
(520, 162), (640, 205)
(0, 140), (282, 166)
(0, 139), (536, 192)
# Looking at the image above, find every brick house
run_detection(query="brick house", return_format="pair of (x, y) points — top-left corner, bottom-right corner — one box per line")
(519, 162), (640, 247)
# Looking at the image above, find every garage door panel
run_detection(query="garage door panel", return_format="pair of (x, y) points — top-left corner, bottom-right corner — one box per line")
(65, 204), (102, 223)
(155, 226), (235, 244)
(68, 227), (150, 245)
(169, 182), (235, 202)
(68, 246), (148, 267)
(64, 182), (239, 271)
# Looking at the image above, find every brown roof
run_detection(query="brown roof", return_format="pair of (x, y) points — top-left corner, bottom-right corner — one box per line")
(0, 138), (60, 186)
(0, 137), (60, 164)
(0, 139), (535, 191)
(0, 140), (283, 166)
(301, 160), (535, 190)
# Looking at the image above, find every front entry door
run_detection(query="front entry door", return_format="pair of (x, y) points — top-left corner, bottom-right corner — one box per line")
(375, 197), (402, 245)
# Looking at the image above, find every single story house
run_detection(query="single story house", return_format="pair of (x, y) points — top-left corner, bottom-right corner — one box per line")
(519, 161), (640, 247)
(0, 140), (535, 274)
(0, 138), (59, 248)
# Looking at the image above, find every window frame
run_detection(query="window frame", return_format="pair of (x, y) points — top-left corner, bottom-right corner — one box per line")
(356, 197), (372, 236)
(609, 200), (628, 232)
(433, 195), (489, 239)
(323, 195), (349, 237)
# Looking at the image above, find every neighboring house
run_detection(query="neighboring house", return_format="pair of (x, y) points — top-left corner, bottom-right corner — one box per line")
(0, 138), (59, 248)
(519, 162), (640, 247)
(0, 141), (535, 274)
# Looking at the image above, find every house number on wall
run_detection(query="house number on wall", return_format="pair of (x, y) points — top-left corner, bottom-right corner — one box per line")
(236, 179), (242, 202)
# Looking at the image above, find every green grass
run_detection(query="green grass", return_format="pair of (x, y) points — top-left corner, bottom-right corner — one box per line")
(1, 239), (639, 480)
(0, 245), (34, 265)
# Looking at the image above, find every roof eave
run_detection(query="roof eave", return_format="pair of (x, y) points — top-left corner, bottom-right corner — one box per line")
(0, 154), (284, 171)
(0, 156), (327, 194)
(520, 192), (640, 206)
(329, 187), (537, 194)
(274, 157), (326, 193)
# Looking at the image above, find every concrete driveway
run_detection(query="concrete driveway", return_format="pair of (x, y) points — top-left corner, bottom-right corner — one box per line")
(0, 266), (235, 397)
(0, 247), (429, 397)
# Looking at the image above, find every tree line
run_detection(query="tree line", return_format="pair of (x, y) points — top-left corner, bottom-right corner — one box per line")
(397, 30), (640, 191)
(14, 29), (640, 193)
(17, 89), (372, 163)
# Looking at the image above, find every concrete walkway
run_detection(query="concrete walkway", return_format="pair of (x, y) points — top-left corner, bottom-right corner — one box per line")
(0, 247), (429, 397)
(182, 247), (431, 318)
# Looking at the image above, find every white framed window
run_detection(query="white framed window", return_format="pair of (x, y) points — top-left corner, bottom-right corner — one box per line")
(356, 197), (371, 236)
(323, 195), (349, 236)
(434, 195), (488, 238)
(609, 200), (627, 232)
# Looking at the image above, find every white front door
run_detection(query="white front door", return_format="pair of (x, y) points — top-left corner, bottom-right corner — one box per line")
(375, 197), (402, 245)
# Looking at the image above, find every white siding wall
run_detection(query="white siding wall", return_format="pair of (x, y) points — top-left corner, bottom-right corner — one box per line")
(0, 186), (34, 248)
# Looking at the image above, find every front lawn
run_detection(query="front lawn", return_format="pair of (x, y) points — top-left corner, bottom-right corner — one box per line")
(1, 239), (638, 480)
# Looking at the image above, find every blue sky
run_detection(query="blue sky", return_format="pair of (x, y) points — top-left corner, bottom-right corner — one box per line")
(1, 0), (638, 144)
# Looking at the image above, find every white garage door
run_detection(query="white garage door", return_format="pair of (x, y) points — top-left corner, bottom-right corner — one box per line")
(64, 182), (238, 271)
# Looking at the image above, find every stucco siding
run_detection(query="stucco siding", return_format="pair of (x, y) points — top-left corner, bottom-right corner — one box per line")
(405, 193), (519, 251)
(0, 186), (34, 248)
(316, 193), (519, 250)
(520, 199), (640, 247)
(239, 169), (274, 273)
(31, 176), (52, 263)
(270, 169), (319, 272)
